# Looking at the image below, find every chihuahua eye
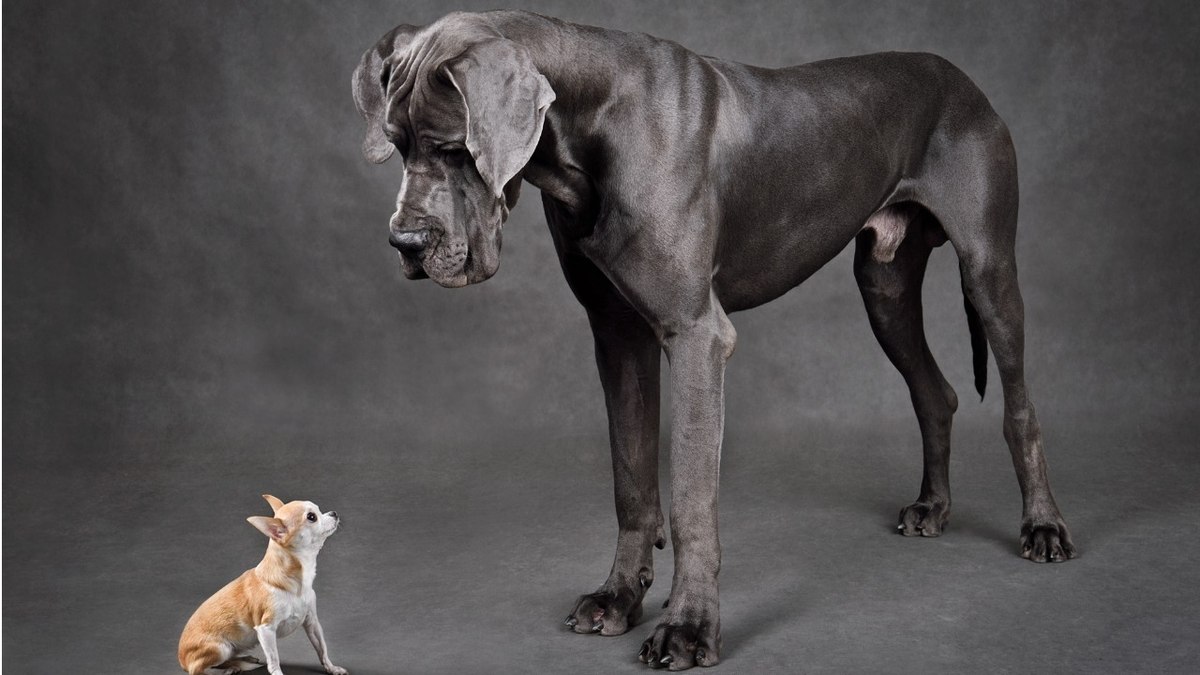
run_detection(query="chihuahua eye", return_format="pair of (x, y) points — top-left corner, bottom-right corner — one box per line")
(307, 513), (317, 522)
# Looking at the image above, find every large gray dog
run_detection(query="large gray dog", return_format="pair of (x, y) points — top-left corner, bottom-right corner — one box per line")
(352, 10), (1075, 670)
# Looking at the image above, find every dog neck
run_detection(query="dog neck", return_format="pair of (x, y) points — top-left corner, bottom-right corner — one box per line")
(495, 14), (631, 215)
(255, 540), (317, 593)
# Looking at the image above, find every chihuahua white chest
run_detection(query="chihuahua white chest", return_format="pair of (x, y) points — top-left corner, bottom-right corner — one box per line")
(272, 586), (314, 638)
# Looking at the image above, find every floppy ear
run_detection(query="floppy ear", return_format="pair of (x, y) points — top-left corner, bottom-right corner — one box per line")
(442, 39), (555, 198)
(352, 25), (420, 164)
(262, 494), (284, 514)
(247, 516), (289, 543)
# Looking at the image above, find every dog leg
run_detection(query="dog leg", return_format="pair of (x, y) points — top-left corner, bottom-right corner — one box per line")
(225, 655), (265, 671)
(854, 215), (958, 536)
(183, 642), (234, 675)
(254, 625), (285, 675)
(304, 609), (348, 675)
(960, 250), (1076, 562)
(568, 309), (664, 636)
(554, 246), (665, 637)
(639, 297), (734, 670)
(206, 656), (262, 674)
(931, 131), (1076, 562)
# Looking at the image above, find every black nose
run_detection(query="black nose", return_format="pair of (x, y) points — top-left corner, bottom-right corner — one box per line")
(329, 511), (338, 519)
(389, 229), (429, 256)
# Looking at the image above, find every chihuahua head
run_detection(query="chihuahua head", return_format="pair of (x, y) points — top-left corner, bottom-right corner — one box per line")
(247, 494), (340, 554)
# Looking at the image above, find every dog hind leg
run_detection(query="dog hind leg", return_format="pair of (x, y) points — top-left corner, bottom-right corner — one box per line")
(855, 206), (958, 536)
(223, 655), (266, 671)
(958, 246), (1076, 561)
(928, 124), (1076, 562)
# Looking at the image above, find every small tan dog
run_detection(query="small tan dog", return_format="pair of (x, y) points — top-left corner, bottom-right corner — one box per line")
(178, 495), (346, 675)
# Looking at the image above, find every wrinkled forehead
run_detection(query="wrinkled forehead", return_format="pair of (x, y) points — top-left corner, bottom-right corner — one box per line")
(382, 24), (484, 152)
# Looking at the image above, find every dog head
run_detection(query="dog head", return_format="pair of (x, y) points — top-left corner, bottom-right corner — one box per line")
(247, 494), (340, 554)
(352, 15), (555, 287)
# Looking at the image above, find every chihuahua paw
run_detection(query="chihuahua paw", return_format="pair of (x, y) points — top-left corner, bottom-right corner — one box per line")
(324, 664), (349, 675)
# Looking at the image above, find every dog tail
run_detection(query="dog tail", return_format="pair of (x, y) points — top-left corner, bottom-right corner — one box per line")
(963, 289), (988, 400)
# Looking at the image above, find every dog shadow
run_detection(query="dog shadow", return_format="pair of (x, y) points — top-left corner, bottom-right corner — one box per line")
(278, 665), (334, 675)
(720, 584), (811, 662)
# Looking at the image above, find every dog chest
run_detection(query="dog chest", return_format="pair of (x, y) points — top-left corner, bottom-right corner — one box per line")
(270, 588), (313, 638)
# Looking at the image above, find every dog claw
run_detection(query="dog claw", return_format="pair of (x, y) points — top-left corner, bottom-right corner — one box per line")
(660, 655), (673, 665)
(696, 648), (706, 662)
(565, 616), (577, 628)
(592, 621), (603, 632)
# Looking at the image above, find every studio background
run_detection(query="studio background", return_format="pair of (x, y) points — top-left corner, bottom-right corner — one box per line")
(4, 1), (1198, 672)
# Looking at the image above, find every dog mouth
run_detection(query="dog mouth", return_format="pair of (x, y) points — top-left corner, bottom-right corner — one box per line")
(397, 250), (430, 280)
(396, 233), (497, 287)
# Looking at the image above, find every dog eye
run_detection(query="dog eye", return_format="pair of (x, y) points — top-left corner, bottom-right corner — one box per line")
(307, 512), (317, 522)
(439, 144), (469, 160)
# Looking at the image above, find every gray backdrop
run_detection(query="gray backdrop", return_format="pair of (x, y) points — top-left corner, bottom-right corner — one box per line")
(4, 1), (1199, 673)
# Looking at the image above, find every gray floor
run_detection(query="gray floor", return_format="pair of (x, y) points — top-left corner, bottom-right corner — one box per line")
(5, 408), (1199, 673)
(5, 0), (1200, 673)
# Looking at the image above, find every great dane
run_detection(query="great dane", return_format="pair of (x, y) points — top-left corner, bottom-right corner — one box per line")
(352, 10), (1075, 669)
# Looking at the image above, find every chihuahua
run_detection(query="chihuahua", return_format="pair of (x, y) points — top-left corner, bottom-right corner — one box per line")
(178, 495), (346, 675)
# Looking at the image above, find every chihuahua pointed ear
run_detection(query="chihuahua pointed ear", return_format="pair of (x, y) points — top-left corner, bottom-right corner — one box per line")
(262, 494), (284, 514)
(441, 39), (555, 198)
(247, 516), (288, 543)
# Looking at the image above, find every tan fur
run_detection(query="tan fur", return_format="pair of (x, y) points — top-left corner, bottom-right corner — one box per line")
(178, 495), (341, 675)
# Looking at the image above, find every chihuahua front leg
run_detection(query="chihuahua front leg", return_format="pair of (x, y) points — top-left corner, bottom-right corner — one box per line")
(304, 609), (348, 675)
(254, 625), (285, 675)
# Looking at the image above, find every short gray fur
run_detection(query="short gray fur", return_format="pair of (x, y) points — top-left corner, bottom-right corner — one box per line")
(352, 10), (1074, 669)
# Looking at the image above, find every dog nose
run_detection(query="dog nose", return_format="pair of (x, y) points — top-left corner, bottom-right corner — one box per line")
(329, 511), (338, 520)
(389, 229), (429, 256)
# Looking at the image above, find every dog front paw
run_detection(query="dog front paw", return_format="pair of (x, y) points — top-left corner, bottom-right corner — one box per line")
(1020, 518), (1077, 563)
(564, 580), (647, 636)
(323, 662), (349, 675)
(897, 500), (950, 537)
(637, 600), (720, 670)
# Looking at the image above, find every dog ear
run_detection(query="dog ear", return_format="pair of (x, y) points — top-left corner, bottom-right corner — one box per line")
(247, 516), (289, 543)
(261, 494), (284, 514)
(441, 39), (555, 198)
(352, 25), (421, 164)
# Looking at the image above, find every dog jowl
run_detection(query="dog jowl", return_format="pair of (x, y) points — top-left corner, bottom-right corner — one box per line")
(352, 10), (1075, 670)
(352, 20), (552, 287)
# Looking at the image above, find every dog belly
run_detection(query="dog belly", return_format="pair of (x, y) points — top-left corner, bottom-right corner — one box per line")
(714, 199), (882, 312)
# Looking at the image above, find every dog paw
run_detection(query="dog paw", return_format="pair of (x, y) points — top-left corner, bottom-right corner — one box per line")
(564, 584), (645, 636)
(897, 500), (949, 537)
(638, 617), (720, 671)
(1020, 519), (1077, 563)
(320, 661), (349, 675)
